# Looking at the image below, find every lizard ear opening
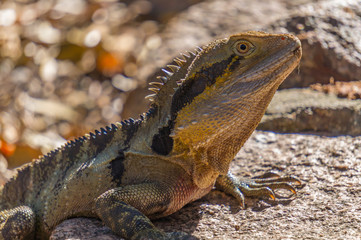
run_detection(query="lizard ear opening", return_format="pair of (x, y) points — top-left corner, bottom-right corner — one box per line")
(232, 40), (255, 57)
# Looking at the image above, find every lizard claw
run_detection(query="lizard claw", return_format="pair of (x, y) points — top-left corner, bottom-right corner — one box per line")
(216, 172), (301, 208)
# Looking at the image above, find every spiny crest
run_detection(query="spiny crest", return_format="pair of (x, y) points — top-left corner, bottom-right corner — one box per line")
(38, 122), (122, 162)
(145, 47), (202, 103)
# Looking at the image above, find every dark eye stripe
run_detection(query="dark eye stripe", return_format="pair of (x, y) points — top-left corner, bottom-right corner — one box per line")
(170, 54), (242, 122)
(171, 54), (238, 116)
(151, 54), (242, 156)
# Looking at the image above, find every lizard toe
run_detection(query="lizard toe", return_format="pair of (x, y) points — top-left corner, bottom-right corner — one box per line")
(238, 174), (300, 198)
(216, 172), (301, 208)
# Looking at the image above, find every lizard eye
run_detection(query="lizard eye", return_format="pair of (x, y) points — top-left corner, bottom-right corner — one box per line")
(233, 40), (254, 56)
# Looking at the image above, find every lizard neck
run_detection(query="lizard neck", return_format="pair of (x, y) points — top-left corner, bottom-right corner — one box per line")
(170, 81), (280, 189)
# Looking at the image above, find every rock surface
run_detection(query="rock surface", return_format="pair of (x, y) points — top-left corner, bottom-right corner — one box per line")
(269, 0), (361, 88)
(311, 80), (361, 100)
(50, 217), (118, 240)
(259, 89), (361, 136)
(51, 131), (361, 239)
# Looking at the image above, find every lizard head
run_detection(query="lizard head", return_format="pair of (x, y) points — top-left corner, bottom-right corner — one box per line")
(168, 31), (301, 179)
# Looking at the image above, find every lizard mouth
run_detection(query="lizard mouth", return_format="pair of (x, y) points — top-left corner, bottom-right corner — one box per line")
(293, 45), (302, 60)
(252, 37), (301, 82)
(246, 40), (302, 82)
(290, 37), (302, 61)
(272, 42), (302, 79)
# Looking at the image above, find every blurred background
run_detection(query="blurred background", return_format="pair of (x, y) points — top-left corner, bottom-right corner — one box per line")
(0, 0), (202, 176)
(0, 0), (360, 183)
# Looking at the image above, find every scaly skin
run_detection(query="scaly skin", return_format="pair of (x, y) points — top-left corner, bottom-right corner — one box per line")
(0, 31), (302, 239)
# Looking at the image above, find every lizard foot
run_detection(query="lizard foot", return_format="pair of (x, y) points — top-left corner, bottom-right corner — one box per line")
(215, 172), (301, 208)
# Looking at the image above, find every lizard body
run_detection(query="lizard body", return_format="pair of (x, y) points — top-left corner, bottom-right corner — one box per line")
(0, 31), (302, 239)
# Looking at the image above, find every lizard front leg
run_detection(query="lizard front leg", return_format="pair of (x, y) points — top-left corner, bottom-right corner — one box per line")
(0, 206), (35, 240)
(95, 183), (193, 240)
(215, 172), (301, 208)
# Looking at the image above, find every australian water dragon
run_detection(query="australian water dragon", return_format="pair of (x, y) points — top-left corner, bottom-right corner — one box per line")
(0, 31), (302, 239)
